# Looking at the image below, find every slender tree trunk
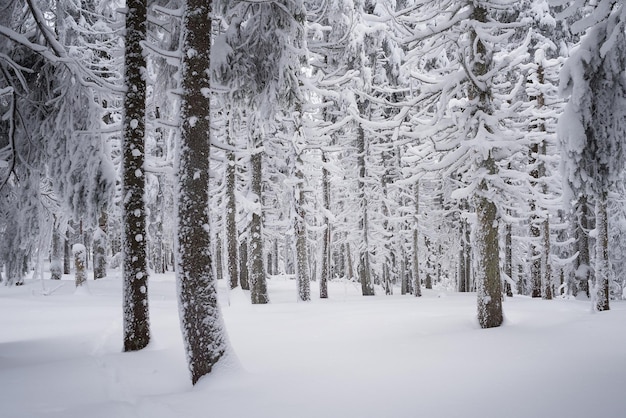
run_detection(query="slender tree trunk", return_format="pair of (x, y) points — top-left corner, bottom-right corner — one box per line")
(250, 149), (269, 304)
(320, 151), (331, 299)
(64, 229), (71, 274)
(504, 220), (513, 297)
(239, 236), (250, 290)
(412, 181), (421, 297)
(294, 198), (310, 301)
(177, 0), (228, 384)
(226, 144), (239, 289)
(356, 123), (374, 296)
(346, 242), (354, 282)
(93, 211), (107, 280)
(122, 0), (149, 352)
(424, 236), (433, 290)
(215, 234), (224, 282)
(458, 249), (466, 293)
(529, 145), (542, 298)
(595, 194), (610, 311)
(400, 252), (408, 295)
(50, 225), (62, 280)
(292, 119), (310, 301)
(576, 195), (592, 297)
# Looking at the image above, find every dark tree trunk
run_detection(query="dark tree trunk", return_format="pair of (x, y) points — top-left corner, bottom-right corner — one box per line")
(177, 0), (227, 384)
(504, 221), (513, 297)
(50, 225), (62, 280)
(122, 0), (150, 352)
(250, 150), (268, 304)
(412, 182), (421, 297)
(64, 229), (71, 275)
(225, 144), (239, 289)
(595, 195), (610, 311)
(239, 236), (250, 290)
(320, 152), (331, 299)
(93, 211), (107, 280)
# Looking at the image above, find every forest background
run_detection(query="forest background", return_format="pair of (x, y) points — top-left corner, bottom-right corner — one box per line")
(1, 0), (626, 393)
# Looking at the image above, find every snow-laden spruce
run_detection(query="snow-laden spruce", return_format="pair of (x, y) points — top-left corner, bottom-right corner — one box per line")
(558, 1), (626, 311)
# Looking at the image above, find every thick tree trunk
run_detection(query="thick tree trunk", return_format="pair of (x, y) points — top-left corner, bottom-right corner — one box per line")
(122, 0), (149, 352)
(471, 5), (502, 328)
(476, 160), (503, 329)
(177, 0), (228, 384)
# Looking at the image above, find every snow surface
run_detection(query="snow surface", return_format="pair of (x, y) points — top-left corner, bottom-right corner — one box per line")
(1, 272), (624, 418)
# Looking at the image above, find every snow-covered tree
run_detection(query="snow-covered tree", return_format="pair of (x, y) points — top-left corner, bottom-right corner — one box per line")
(176, 0), (228, 384)
(122, 0), (150, 351)
(558, 0), (626, 311)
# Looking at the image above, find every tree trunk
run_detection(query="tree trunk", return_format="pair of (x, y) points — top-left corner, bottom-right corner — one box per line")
(93, 211), (107, 280)
(50, 225), (62, 280)
(356, 121), (374, 296)
(177, 0), (228, 384)
(476, 159), (503, 329)
(412, 181), (421, 297)
(595, 194), (610, 311)
(320, 151), (331, 299)
(225, 144), (239, 289)
(504, 220), (513, 297)
(64, 229), (71, 275)
(250, 149), (269, 304)
(575, 195), (592, 297)
(73, 244), (87, 287)
(346, 242), (354, 282)
(239, 236), (250, 290)
(295, 201), (310, 301)
(471, 5), (502, 328)
(122, 0), (149, 352)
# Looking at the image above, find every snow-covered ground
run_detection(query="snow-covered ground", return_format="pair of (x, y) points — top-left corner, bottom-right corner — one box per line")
(1, 272), (624, 418)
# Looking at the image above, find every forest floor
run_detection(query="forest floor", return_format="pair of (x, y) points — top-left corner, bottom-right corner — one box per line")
(0, 270), (624, 418)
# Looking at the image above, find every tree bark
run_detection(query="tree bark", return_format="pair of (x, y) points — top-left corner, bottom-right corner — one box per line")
(320, 151), (331, 299)
(177, 0), (228, 384)
(476, 158), (503, 329)
(50, 224), (62, 280)
(412, 181), (421, 297)
(356, 122), (374, 296)
(225, 143), (239, 289)
(93, 211), (107, 280)
(122, 0), (149, 352)
(471, 4), (502, 328)
(250, 149), (269, 304)
(595, 194), (610, 311)
(239, 236), (250, 290)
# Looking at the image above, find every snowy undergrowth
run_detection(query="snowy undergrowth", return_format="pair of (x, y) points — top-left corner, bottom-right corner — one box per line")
(0, 272), (624, 418)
